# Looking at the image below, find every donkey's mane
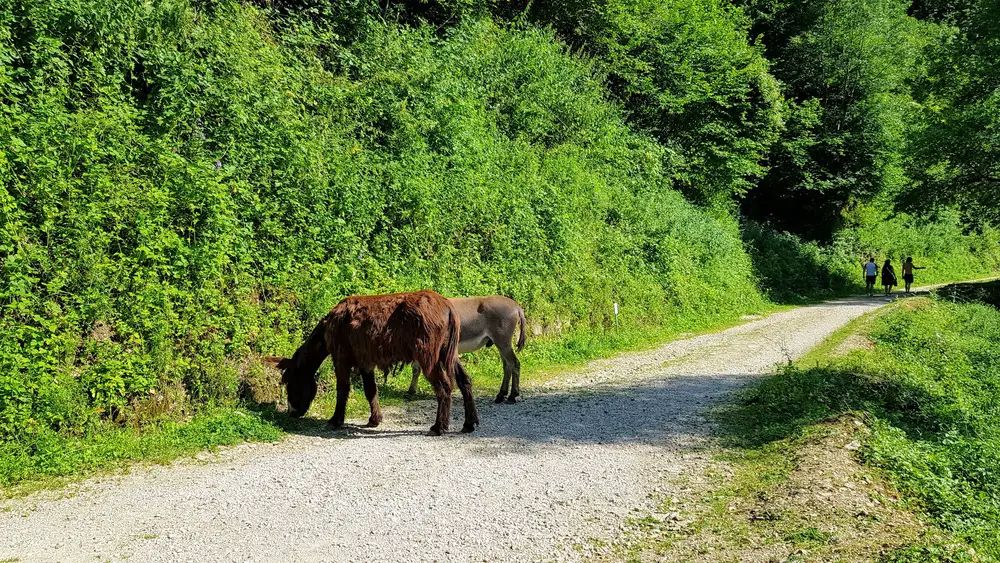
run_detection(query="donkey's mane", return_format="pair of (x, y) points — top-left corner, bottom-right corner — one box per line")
(287, 317), (330, 382)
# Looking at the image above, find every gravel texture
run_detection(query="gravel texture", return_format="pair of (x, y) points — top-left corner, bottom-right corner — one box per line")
(0, 295), (896, 562)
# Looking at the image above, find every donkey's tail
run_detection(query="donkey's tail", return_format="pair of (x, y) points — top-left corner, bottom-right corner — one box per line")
(516, 306), (527, 353)
(442, 303), (461, 379)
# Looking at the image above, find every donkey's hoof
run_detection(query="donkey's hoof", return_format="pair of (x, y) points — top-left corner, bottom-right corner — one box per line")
(328, 418), (345, 429)
(427, 424), (444, 436)
(404, 390), (418, 399)
(494, 393), (506, 404)
(461, 422), (477, 433)
(366, 416), (382, 428)
(505, 396), (519, 404)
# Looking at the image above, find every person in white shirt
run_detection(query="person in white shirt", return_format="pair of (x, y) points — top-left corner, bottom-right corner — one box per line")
(864, 257), (878, 296)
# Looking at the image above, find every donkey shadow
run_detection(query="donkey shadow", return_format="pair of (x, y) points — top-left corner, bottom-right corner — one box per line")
(260, 369), (759, 452)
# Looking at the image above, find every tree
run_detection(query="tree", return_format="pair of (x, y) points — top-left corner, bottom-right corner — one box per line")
(740, 0), (934, 240)
(906, 0), (1000, 223)
(524, 0), (784, 206)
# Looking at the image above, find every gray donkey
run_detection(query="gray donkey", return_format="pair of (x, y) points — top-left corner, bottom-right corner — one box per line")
(407, 295), (527, 403)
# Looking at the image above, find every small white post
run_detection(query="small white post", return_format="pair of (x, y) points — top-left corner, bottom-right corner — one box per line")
(613, 302), (619, 327)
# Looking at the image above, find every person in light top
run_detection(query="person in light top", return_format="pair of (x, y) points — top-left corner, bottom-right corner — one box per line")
(864, 257), (878, 296)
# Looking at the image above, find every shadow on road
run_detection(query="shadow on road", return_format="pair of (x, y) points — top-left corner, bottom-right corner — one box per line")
(257, 370), (754, 453)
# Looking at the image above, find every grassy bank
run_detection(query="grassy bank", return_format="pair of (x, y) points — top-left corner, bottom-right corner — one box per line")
(634, 288), (1000, 561)
(0, 408), (281, 495)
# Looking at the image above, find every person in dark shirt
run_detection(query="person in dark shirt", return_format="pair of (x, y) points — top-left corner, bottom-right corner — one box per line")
(881, 259), (897, 296)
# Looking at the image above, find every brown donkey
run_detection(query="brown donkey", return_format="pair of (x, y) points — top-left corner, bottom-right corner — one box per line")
(266, 290), (478, 435)
(407, 295), (526, 404)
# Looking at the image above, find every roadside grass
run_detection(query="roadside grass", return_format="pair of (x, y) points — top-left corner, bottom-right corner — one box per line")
(0, 409), (281, 497)
(0, 303), (777, 495)
(624, 293), (1000, 561)
(751, 297), (1000, 560)
(614, 416), (959, 562)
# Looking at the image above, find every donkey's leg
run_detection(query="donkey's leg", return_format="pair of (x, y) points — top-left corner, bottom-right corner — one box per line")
(426, 364), (453, 436)
(360, 369), (382, 427)
(497, 341), (521, 404)
(329, 363), (352, 428)
(496, 355), (512, 404)
(453, 361), (479, 433)
(406, 362), (421, 397)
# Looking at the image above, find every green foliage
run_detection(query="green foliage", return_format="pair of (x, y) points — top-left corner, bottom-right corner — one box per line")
(906, 0), (1000, 223)
(727, 297), (1000, 557)
(525, 0), (784, 206)
(360, 0), (786, 206)
(0, 0), (765, 467)
(740, 0), (940, 239)
(741, 220), (856, 302)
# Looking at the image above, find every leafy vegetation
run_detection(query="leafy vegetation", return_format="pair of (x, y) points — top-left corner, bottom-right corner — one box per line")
(726, 294), (1000, 558)
(0, 1), (767, 482)
(1, 0), (999, 487)
(906, 0), (1000, 223)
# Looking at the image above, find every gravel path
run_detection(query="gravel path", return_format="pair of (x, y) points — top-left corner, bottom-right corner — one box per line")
(1, 294), (899, 562)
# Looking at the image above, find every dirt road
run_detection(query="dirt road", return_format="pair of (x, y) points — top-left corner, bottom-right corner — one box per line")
(0, 295), (899, 562)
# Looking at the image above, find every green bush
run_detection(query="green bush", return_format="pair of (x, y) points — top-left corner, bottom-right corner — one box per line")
(0, 1), (765, 457)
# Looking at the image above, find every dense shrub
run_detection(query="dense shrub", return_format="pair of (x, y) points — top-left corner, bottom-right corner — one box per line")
(0, 2), (766, 446)
(741, 221), (856, 301)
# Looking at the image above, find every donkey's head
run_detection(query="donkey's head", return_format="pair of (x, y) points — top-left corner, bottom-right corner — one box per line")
(264, 355), (318, 418)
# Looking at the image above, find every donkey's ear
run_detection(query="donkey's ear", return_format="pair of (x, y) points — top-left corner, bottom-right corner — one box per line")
(263, 356), (293, 370)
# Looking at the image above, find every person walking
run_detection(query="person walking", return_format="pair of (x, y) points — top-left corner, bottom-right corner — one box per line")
(901, 257), (925, 294)
(864, 257), (878, 296)
(881, 259), (897, 296)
